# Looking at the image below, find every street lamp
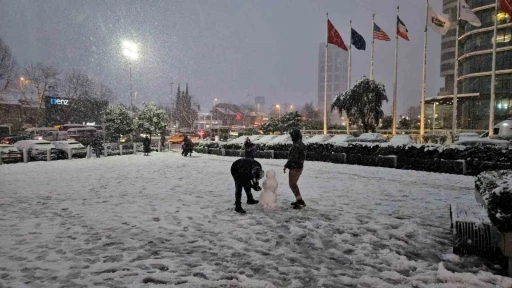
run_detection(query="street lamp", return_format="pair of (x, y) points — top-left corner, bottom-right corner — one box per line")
(122, 40), (139, 109)
(212, 98), (218, 125)
(19, 77), (25, 91)
(289, 105), (294, 112)
(276, 104), (281, 118)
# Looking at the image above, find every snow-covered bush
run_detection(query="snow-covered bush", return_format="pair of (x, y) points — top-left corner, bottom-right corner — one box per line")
(475, 170), (512, 232)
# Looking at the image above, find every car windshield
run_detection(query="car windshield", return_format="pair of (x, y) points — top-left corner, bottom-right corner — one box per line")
(35, 143), (51, 145)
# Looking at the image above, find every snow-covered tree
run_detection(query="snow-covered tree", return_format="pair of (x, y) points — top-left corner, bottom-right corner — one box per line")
(331, 76), (388, 132)
(104, 104), (135, 142)
(136, 102), (169, 138)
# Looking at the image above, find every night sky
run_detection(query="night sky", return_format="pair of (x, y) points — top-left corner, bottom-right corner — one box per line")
(0, 0), (446, 115)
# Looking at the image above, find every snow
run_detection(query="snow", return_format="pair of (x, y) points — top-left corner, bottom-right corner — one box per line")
(1, 152), (511, 287)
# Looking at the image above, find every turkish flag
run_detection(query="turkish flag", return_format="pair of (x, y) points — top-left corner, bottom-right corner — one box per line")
(327, 19), (348, 51)
(500, 0), (512, 18)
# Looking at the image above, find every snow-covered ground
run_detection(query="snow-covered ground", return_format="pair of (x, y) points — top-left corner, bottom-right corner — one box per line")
(1, 152), (511, 288)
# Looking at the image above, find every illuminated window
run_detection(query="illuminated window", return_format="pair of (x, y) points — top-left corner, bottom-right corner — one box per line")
(496, 12), (511, 23)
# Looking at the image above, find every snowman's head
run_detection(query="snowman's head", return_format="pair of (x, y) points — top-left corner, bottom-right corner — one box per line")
(266, 169), (276, 179)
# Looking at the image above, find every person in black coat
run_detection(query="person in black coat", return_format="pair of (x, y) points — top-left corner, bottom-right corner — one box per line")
(230, 158), (263, 214)
(283, 129), (307, 209)
(181, 135), (193, 156)
(92, 134), (103, 158)
(244, 137), (256, 159)
(143, 136), (151, 156)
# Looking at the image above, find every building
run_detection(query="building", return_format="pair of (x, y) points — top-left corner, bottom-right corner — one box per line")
(0, 87), (42, 132)
(317, 43), (349, 125)
(428, 0), (512, 129)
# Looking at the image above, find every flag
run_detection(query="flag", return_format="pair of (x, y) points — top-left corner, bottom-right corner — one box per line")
(427, 5), (451, 35)
(460, 0), (481, 27)
(500, 0), (512, 18)
(351, 28), (366, 50)
(397, 16), (409, 41)
(327, 19), (348, 51)
(373, 23), (390, 41)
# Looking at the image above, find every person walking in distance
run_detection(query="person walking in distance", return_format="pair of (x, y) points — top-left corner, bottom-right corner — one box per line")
(283, 129), (306, 209)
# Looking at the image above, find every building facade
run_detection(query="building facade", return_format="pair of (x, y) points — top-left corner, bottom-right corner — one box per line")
(431, 0), (512, 129)
(317, 43), (348, 124)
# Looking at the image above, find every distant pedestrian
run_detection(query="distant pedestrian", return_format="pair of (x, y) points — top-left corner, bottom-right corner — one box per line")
(283, 129), (306, 209)
(92, 134), (103, 158)
(143, 136), (151, 156)
(244, 137), (256, 159)
(160, 134), (166, 151)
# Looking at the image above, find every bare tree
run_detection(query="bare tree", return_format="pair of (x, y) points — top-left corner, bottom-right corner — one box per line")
(24, 62), (60, 108)
(299, 102), (321, 121)
(0, 37), (18, 93)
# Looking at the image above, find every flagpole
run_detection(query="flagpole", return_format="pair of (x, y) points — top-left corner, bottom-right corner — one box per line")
(324, 13), (329, 135)
(370, 14), (375, 80)
(392, 7), (399, 136)
(420, 0), (428, 141)
(489, 0), (498, 136)
(452, 0), (460, 136)
(348, 20), (352, 88)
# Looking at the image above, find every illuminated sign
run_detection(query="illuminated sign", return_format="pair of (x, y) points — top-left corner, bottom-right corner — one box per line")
(50, 98), (69, 105)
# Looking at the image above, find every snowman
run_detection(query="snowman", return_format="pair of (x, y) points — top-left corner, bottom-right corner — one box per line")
(258, 169), (278, 209)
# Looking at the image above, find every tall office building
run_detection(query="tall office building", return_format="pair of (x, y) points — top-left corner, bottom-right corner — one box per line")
(429, 0), (512, 129)
(317, 43), (348, 124)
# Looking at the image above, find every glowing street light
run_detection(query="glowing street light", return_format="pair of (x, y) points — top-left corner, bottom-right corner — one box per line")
(276, 104), (281, 118)
(122, 40), (139, 108)
(122, 40), (139, 61)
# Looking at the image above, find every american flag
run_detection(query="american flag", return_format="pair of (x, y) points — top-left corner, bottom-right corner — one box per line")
(373, 23), (390, 41)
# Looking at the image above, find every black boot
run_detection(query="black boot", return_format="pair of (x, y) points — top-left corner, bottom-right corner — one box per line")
(247, 198), (259, 205)
(292, 199), (306, 209)
(235, 202), (246, 214)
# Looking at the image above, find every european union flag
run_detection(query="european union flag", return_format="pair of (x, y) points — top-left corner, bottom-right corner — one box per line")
(351, 28), (366, 50)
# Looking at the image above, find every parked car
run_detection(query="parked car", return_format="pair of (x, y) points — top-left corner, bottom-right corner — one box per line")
(324, 134), (354, 145)
(346, 133), (386, 143)
(388, 134), (414, 145)
(253, 135), (278, 144)
(14, 140), (58, 161)
(267, 135), (292, 144)
(303, 134), (332, 144)
(455, 132), (480, 142)
(453, 139), (511, 149)
(52, 141), (88, 159)
(0, 144), (22, 163)
(1, 135), (32, 145)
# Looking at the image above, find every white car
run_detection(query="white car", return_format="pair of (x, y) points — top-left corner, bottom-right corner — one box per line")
(346, 133), (386, 143)
(456, 132), (480, 142)
(388, 135), (414, 145)
(304, 134), (332, 144)
(267, 135), (292, 144)
(0, 144), (22, 163)
(324, 134), (355, 145)
(14, 140), (58, 161)
(453, 139), (511, 149)
(253, 135), (278, 144)
(52, 141), (87, 159)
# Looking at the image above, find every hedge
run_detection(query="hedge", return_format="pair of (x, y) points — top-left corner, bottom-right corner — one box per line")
(475, 170), (512, 232)
(193, 141), (511, 175)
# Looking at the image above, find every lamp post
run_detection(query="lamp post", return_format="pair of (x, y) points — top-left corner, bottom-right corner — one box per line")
(289, 105), (294, 112)
(122, 40), (139, 110)
(276, 104), (281, 118)
(212, 98), (218, 125)
(19, 77), (25, 91)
